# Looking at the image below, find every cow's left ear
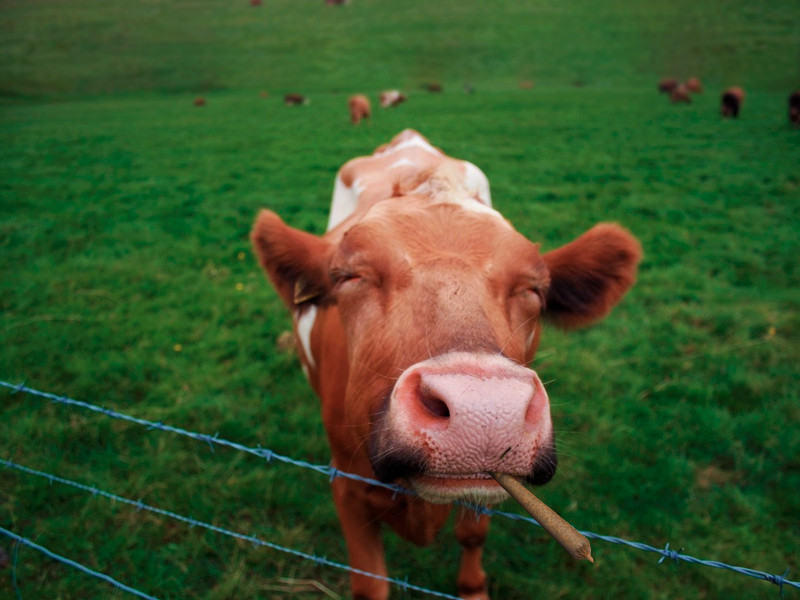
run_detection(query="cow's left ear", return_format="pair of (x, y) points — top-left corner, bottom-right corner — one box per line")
(541, 223), (642, 329)
(251, 210), (334, 308)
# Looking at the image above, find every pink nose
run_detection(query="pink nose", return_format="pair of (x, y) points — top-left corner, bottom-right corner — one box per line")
(388, 352), (552, 475)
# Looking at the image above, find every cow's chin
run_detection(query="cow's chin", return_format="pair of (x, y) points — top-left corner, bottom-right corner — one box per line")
(406, 474), (510, 505)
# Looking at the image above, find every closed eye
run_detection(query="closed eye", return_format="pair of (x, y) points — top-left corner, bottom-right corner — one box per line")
(330, 268), (361, 286)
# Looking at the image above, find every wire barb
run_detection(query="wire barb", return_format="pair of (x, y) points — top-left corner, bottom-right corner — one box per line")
(2, 379), (798, 596)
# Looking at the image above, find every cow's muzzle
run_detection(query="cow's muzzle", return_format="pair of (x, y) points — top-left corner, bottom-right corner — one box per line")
(369, 352), (557, 504)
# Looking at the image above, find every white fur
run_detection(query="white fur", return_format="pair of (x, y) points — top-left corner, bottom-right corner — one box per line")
(295, 305), (318, 371)
(377, 134), (442, 157)
(328, 174), (359, 231)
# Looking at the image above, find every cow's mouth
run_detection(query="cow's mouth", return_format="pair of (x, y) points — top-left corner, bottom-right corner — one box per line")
(406, 473), (510, 505)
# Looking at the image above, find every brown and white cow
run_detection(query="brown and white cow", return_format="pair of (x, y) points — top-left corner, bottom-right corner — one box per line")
(685, 77), (703, 94)
(379, 90), (407, 108)
(670, 83), (692, 104)
(251, 129), (641, 600)
(348, 94), (372, 125)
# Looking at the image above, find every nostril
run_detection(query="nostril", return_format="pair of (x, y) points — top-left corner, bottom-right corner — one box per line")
(420, 392), (450, 419)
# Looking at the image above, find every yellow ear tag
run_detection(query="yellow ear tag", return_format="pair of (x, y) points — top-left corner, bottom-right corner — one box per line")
(293, 276), (320, 305)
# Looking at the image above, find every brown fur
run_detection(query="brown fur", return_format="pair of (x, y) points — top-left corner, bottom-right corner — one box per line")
(658, 77), (679, 93)
(284, 93), (307, 106)
(789, 90), (800, 126)
(670, 84), (692, 104)
(251, 130), (641, 599)
(721, 87), (745, 118)
(685, 77), (703, 93)
(348, 94), (371, 125)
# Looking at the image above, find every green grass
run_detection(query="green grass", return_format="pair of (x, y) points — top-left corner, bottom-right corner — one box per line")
(2, 1), (800, 599)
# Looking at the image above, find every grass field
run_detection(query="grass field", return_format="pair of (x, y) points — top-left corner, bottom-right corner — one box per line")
(2, 1), (799, 599)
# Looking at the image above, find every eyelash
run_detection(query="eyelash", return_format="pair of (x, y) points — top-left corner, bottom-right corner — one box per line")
(330, 269), (361, 286)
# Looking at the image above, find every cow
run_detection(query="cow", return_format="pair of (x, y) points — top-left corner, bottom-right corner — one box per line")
(685, 77), (703, 93)
(251, 129), (641, 600)
(789, 90), (800, 126)
(658, 77), (679, 93)
(721, 87), (745, 118)
(348, 94), (372, 125)
(379, 90), (407, 108)
(670, 83), (692, 104)
(284, 93), (309, 106)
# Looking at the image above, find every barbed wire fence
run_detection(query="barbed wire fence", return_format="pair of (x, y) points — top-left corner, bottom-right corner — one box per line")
(2, 380), (797, 599)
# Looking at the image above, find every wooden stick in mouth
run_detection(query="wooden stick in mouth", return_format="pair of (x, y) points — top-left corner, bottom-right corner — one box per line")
(489, 471), (593, 563)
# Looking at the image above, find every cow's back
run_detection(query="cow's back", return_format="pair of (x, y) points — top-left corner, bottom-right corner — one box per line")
(326, 129), (491, 233)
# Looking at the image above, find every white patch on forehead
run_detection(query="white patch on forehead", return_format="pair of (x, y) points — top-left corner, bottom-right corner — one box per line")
(328, 174), (359, 231)
(294, 304), (318, 371)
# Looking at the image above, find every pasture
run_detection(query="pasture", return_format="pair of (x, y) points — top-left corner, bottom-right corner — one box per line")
(2, 0), (799, 598)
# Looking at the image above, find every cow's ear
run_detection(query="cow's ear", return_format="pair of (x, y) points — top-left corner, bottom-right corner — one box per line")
(541, 223), (642, 329)
(251, 210), (334, 308)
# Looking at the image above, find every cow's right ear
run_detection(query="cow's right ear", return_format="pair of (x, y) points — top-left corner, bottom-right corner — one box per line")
(250, 210), (334, 308)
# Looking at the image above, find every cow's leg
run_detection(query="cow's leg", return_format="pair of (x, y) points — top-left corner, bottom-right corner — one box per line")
(454, 507), (491, 600)
(331, 476), (389, 600)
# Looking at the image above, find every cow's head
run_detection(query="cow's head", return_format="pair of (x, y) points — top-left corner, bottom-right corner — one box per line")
(252, 197), (641, 504)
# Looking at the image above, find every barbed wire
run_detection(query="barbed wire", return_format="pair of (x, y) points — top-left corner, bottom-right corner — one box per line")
(0, 525), (160, 600)
(1, 459), (461, 600)
(2, 380), (797, 597)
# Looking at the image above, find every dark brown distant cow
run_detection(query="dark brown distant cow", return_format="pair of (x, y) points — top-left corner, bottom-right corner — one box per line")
(348, 95), (371, 125)
(379, 90), (407, 108)
(670, 84), (692, 104)
(789, 91), (800, 126)
(251, 130), (641, 600)
(284, 93), (309, 106)
(721, 87), (745, 118)
(658, 78), (679, 93)
(193, 97), (206, 107)
(685, 77), (703, 93)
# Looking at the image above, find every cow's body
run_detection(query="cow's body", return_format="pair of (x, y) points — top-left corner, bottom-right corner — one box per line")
(670, 83), (692, 104)
(685, 77), (703, 94)
(379, 90), (407, 108)
(252, 130), (641, 599)
(721, 87), (745, 118)
(658, 77), (679, 93)
(349, 95), (372, 125)
(789, 90), (800, 126)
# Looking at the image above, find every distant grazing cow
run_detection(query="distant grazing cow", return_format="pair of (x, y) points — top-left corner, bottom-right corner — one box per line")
(251, 129), (641, 599)
(424, 82), (443, 92)
(348, 95), (371, 125)
(379, 90), (407, 108)
(789, 91), (800, 126)
(658, 78), (679, 93)
(284, 93), (309, 106)
(721, 87), (745, 118)
(685, 77), (703, 93)
(193, 97), (206, 107)
(670, 84), (692, 104)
